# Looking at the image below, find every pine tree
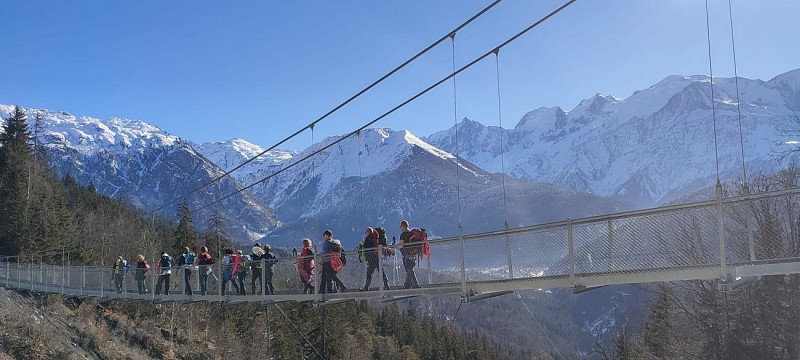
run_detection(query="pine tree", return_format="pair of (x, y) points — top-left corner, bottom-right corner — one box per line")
(173, 200), (197, 254)
(642, 285), (675, 359)
(202, 211), (230, 256)
(0, 106), (33, 256)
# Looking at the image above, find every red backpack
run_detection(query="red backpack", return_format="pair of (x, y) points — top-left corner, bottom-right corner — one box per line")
(405, 228), (431, 258)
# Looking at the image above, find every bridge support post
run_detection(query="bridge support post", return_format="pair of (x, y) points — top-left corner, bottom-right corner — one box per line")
(504, 223), (513, 280)
(28, 263), (32, 291)
(378, 245), (385, 297)
(608, 220), (617, 271)
(81, 266), (85, 296)
(716, 180), (727, 283)
(261, 258), (266, 301)
(458, 223), (466, 296)
(40, 259), (45, 293)
(5, 257), (9, 288)
(743, 183), (756, 261)
(568, 219), (575, 285)
(100, 267), (104, 300)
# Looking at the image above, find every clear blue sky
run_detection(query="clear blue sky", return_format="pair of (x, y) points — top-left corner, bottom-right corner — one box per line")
(1, 0), (798, 150)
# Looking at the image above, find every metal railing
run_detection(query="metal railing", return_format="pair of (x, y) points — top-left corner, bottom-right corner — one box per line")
(2, 187), (800, 302)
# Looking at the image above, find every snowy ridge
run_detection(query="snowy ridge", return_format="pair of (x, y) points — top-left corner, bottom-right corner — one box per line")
(255, 128), (475, 218)
(0, 105), (180, 157)
(428, 68), (800, 205)
(194, 138), (296, 181)
(0, 104), (278, 241)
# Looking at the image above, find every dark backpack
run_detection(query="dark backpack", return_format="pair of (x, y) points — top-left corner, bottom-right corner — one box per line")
(330, 241), (342, 253)
(374, 227), (395, 256)
(183, 252), (196, 266)
(160, 255), (174, 269)
(375, 227), (388, 247)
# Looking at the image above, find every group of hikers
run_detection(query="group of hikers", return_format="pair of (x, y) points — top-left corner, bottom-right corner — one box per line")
(111, 220), (430, 296)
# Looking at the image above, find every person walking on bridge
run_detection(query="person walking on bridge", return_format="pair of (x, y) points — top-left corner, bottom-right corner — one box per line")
(297, 239), (315, 294)
(318, 230), (333, 294)
(112, 255), (128, 294)
(155, 252), (173, 295)
(262, 244), (277, 295)
(362, 227), (389, 291)
(134, 254), (150, 294)
(177, 247), (196, 296)
(197, 246), (215, 296)
(398, 220), (420, 289)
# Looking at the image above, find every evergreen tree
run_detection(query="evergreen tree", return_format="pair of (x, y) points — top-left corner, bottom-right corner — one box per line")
(173, 200), (197, 254)
(203, 211), (230, 256)
(0, 106), (33, 255)
(642, 285), (675, 359)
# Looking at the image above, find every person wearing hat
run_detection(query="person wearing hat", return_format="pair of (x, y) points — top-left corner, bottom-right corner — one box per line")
(111, 255), (128, 294)
(177, 247), (196, 296)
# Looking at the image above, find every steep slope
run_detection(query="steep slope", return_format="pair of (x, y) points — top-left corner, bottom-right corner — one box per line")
(0, 105), (278, 241)
(428, 69), (800, 206)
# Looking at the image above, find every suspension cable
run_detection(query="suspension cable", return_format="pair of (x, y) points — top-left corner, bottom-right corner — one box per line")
(275, 304), (325, 359)
(515, 291), (564, 359)
(705, 0), (721, 181)
(727, 0), (747, 184)
(148, 1), (504, 215)
(495, 50), (509, 230)
(311, 126), (317, 240)
(358, 130), (364, 233)
(451, 34), (463, 230)
(192, 0), (578, 214)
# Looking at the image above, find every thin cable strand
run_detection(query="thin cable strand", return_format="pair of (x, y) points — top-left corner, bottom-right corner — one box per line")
(705, 0), (721, 180)
(495, 51), (509, 230)
(148, 1), (503, 215)
(727, 0), (747, 183)
(192, 0), (578, 213)
(451, 34), (463, 229)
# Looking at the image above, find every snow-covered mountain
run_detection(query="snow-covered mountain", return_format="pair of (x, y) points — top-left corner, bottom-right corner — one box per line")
(250, 128), (631, 248)
(193, 138), (295, 182)
(427, 69), (800, 206)
(0, 105), (279, 241)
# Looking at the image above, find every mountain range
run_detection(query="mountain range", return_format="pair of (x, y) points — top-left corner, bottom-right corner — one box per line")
(3, 68), (798, 246)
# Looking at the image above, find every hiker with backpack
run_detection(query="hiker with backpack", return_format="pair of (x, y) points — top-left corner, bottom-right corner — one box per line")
(361, 227), (389, 291)
(262, 244), (277, 295)
(112, 255), (128, 294)
(250, 243), (266, 295)
(197, 246), (215, 296)
(134, 254), (150, 294)
(329, 238), (347, 293)
(236, 249), (250, 295)
(155, 252), (174, 295)
(297, 238), (315, 294)
(221, 249), (240, 296)
(177, 247), (196, 296)
(398, 220), (424, 289)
